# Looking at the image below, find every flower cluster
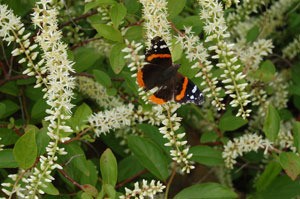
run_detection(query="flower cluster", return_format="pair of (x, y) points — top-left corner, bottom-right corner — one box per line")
(7, 1), (75, 198)
(257, 0), (297, 38)
(282, 34), (300, 59)
(1, 173), (25, 198)
(222, 134), (273, 169)
(0, 4), (43, 87)
(251, 86), (267, 107)
(233, 0), (297, 39)
(277, 121), (296, 152)
(122, 40), (153, 103)
(119, 179), (165, 199)
(77, 76), (122, 108)
(236, 39), (274, 71)
(248, 73), (289, 130)
(135, 105), (164, 126)
(123, 40), (145, 76)
(198, 0), (251, 119)
(222, 0), (241, 8)
(32, 0), (75, 141)
(177, 27), (225, 110)
(97, 6), (112, 26)
(227, 0), (269, 30)
(139, 0), (171, 48)
(268, 73), (289, 110)
(88, 104), (134, 136)
(88, 38), (112, 56)
(159, 104), (194, 174)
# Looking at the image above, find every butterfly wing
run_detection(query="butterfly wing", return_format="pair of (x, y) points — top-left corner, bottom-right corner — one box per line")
(138, 36), (205, 105)
(145, 36), (172, 66)
(174, 74), (204, 105)
(138, 37), (173, 90)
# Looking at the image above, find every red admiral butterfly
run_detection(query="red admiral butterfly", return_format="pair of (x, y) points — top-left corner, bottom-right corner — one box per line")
(137, 36), (204, 105)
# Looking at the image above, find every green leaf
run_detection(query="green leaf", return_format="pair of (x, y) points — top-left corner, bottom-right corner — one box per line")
(252, 175), (300, 199)
(0, 100), (19, 119)
(100, 133), (127, 157)
(41, 181), (59, 195)
(100, 148), (118, 186)
(137, 123), (171, 156)
(200, 131), (218, 143)
(174, 183), (237, 199)
(0, 149), (18, 168)
(121, 71), (138, 95)
(246, 25), (259, 42)
(107, 88), (117, 96)
(103, 184), (116, 199)
(0, 128), (19, 145)
(278, 109), (293, 121)
(290, 84), (300, 96)
(84, 0), (116, 13)
(251, 60), (276, 82)
(190, 146), (224, 166)
(25, 86), (43, 101)
(118, 156), (144, 182)
(96, 0), (116, 4)
(124, 0), (140, 14)
(279, 152), (300, 180)
(127, 136), (169, 180)
(16, 77), (35, 85)
(61, 142), (90, 177)
(173, 16), (203, 34)
(31, 98), (48, 121)
(0, 102), (5, 118)
(36, 127), (50, 156)
(171, 38), (183, 62)
(1, 0), (35, 16)
(80, 160), (99, 186)
(293, 121), (300, 153)
(124, 26), (143, 41)
(94, 24), (123, 42)
(70, 103), (92, 131)
(178, 56), (199, 78)
(291, 63), (300, 87)
(13, 129), (37, 169)
(74, 47), (101, 72)
(168, 0), (186, 19)
(263, 104), (280, 142)
(93, 70), (112, 88)
(109, 43), (126, 74)
(110, 3), (127, 28)
(82, 184), (98, 197)
(254, 161), (282, 191)
(219, 114), (247, 132)
(0, 81), (19, 96)
(81, 192), (94, 199)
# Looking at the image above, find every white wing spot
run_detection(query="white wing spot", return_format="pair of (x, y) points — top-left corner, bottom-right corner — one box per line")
(192, 85), (197, 93)
(160, 45), (168, 49)
(154, 45), (158, 49)
(190, 95), (195, 100)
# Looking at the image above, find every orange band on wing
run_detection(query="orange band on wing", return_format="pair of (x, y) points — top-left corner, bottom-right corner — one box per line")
(137, 69), (145, 87)
(146, 54), (171, 62)
(175, 77), (188, 101)
(149, 95), (166, 104)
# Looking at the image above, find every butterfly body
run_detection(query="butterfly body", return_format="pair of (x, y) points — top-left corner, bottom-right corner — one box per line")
(137, 36), (204, 105)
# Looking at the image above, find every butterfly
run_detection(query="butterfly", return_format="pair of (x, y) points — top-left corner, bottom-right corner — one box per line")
(137, 36), (204, 105)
